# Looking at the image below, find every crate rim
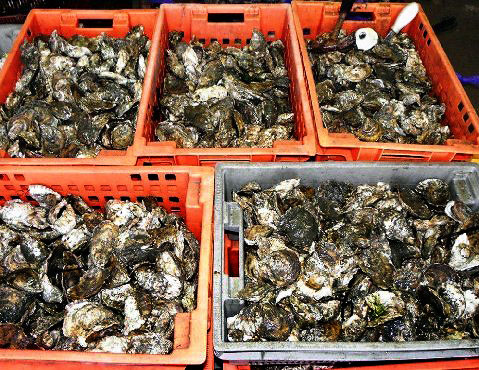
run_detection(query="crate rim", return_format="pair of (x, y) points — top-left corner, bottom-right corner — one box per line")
(131, 3), (317, 162)
(213, 161), (479, 362)
(292, 1), (479, 157)
(0, 165), (214, 365)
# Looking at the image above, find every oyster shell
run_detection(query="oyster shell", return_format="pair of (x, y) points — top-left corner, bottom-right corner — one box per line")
(63, 301), (119, 347)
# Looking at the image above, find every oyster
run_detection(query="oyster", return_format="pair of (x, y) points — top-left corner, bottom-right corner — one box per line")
(63, 301), (119, 347)
(227, 303), (294, 342)
(278, 207), (318, 251)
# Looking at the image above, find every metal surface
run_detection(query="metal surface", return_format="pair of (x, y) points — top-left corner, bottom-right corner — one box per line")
(213, 162), (479, 363)
(0, 24), (21, 55)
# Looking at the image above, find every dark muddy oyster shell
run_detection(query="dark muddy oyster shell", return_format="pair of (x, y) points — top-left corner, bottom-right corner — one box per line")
(278, 207), (318, 251)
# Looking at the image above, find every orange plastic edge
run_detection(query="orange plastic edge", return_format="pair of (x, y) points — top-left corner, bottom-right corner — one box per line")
(0, 166), (214, 367)
(292, 1), (479, 162)
(0, 9), (163, 166)
(131, 4), (316, 166)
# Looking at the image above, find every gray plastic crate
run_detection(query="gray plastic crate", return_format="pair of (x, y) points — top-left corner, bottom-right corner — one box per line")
(213, 162), (479, 364)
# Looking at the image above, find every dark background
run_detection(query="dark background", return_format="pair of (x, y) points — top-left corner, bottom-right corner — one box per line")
(421, 0), (479, 111)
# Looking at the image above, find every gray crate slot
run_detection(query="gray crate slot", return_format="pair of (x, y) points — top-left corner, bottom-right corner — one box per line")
(223, 201), (245, 298)
(213, 162), (479, 364)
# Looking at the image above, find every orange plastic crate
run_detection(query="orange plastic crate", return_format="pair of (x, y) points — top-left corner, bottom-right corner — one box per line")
(292, 1), (479, 162)
(204, 305), (214, 370)
(0, 166), (214, 369)
(133, 4), (316, 166)
(0, 9), (162, 166)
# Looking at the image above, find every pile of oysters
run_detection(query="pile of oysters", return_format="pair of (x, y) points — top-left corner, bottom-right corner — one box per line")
(228, 178), (479, 342)
(157, 30), (295, 148)
(0, 185), (199, 353)
(307, 32), (451, 144)
(0, 26), (149, 158)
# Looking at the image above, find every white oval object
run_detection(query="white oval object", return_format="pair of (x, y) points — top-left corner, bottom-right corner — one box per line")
(355, 28), (378, 51)
(391, 2), (419, 34)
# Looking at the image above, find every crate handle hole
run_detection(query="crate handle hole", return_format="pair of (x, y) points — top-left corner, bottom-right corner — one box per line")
(88, 196), (99, 202)
(104, 196), (114, 202)
(199, 38), (206, 44)
(130, 174), (142, 181)
(78, 19), (113, 29)
(423, 30), (428, 38)
(14, 174), (25, 181)
(346, 12), (374, 21)
(120, 196), (131, 202)
(419, 23), (424, 30)
(268, 31), (275, 38)
(148, 174), (159, 181)
(222, 38), (230, 45)
(207, 13), (244, 23)
(156, 197), (163, 203)
(0, 174), (8, 181)
(246, 38), (251, 44)
(426, 38), (431, 46)
(458, 102), (464, 111)
(27, 29), (32, 37)
(169, 196), (179, 203)
(165, 174), (176, 181)
(303, 28), (310, 36)
(234, 38), (241, 45)
(468, 123), (475, 133)
(464, 113), (470, 122)
(210, 38), (218, 43)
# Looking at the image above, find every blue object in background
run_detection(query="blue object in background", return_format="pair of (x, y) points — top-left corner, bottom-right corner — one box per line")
(457, 72), (479, 88)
